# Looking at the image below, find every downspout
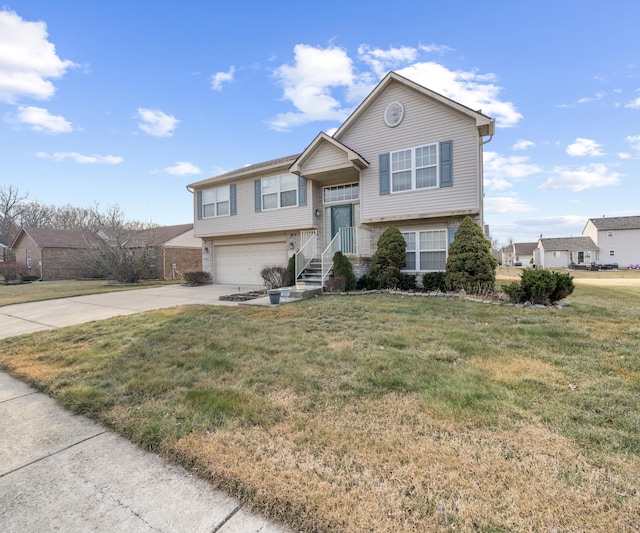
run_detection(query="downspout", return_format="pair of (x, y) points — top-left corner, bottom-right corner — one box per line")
(479, 120), (495, 234)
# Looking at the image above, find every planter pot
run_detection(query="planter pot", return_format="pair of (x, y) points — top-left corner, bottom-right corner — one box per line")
(280, 288), (291, 302)
(268, 289), (281, 305)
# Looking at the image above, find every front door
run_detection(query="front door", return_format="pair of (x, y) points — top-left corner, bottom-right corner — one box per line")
(331, 204), (353, 253)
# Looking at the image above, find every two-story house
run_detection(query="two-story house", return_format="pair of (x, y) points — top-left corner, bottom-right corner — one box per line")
(189, 72), (495, 287)
(582, 216), (640, 267)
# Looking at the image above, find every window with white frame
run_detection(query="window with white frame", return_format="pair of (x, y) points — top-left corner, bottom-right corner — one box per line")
(323, 183), (359, 203)
(26, 250), (31, 268)
(402, 229), (447, 271)
(202, 186), (230, 217)
(607, 231), (614, 237)
(262, 174), (298, 210)
(391, 143), (438, 192)
(610, 250), (615, 257)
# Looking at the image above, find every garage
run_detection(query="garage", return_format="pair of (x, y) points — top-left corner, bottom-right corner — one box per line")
(214, 242), (288, 285)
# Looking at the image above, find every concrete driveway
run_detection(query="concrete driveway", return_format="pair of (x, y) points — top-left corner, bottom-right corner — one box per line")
(0, 283), (265, 339)
(0, 283), (292, 533)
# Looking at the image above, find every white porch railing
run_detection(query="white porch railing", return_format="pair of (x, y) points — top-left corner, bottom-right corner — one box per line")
(320, 226), (373, 282)
(295, 230), (317, 279)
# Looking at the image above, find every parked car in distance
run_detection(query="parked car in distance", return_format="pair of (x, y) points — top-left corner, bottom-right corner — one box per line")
(514, 261), (522, 266)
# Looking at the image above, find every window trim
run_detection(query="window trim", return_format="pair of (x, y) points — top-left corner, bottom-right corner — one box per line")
(401, 229), (448, 272)
(202, 185), (231, 218)
(26, 250), (31, 268)
(261, 173), (299, 211)
(391, 143), (439, 193)
(607, 230), (614, 237)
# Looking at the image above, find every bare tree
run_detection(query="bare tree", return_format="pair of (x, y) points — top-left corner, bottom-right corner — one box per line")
(0, 186), (29, 243)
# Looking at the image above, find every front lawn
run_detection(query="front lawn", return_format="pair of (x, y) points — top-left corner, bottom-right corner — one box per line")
(2, 286), (639, 531)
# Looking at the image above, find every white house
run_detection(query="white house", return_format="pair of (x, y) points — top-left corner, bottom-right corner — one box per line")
(582, 216), (640, 267)
(189, 72), (495, 286)
(534, 237), (599, 269)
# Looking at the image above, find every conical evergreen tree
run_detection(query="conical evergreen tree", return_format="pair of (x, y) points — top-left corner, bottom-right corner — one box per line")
(445, 216), (497, 293)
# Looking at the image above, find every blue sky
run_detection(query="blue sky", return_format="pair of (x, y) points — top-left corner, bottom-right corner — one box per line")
(2, 0), (639, 245)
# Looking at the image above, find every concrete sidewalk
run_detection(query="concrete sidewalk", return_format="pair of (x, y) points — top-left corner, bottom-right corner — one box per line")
(0, 285), (292, 532)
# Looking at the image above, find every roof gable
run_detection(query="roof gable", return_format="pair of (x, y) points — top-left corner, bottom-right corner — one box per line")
(333, 71), (495, 141)
(290, 132), (368, 176)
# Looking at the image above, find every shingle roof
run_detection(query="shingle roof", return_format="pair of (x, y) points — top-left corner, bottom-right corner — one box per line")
(514, 242), (537, 255)
(19, 227), (101, 248)
(189, 154), (300, 188)
(588, 216), (640, 231)
(123, 224), (194, 248)
(540, 236), (598, 251)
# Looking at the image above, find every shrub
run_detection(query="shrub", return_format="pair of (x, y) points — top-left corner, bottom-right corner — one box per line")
(0, 261), (30, 283)
(422, 272), (447, 292)
(502, 269), (574, 305)
(370, 226), (406, 289)
(20, 274), (41, 282)
(356, 274), (380, 291)
(325, 276), (346, 293)
(397, 273), (417, 291)
(183, 270), (212, 286)
(445, 216), (497, 294)
(260, 265), (290, 290)
(287, 255), (296, 285)
(332, 251), (356, 291)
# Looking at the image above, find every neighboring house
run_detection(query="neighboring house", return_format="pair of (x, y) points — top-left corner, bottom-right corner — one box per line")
(582, 215), (640, 267)
(10, 224), (200, 281)
(121, 223), (201, 280)
(534, 237), (599, 269)
(10, 227), (100, 280)
(189, 71), (495, 286)
(500, 242), (537, 266)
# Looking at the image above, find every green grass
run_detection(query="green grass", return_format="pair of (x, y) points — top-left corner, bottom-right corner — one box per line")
(2, 285), (640, 531)
(0, 278), (180, 307)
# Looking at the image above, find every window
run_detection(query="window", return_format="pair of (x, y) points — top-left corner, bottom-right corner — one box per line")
(262, 174), (298, 210)
(610, 250), (615, 257)
(402, 229), (447, 271)
(202, 186), (230, 217)
(552, 251), (560, 258)
(391, 144), (438, 192)
(323, 183), (359, 203)
(607, 231), (614, 237)
(26, 250), (31, 268)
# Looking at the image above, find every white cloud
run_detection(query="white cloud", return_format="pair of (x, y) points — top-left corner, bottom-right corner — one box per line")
(395, 62), (522, 127)
(137, 108), (179, 137)
(577, 91), (606, 104)
(566, 138), (604, 157)
(164, 161), (201, 176)
(211, 66), (235, 91)
(483, 151), (542, 190)
(268, 44), (358, 131)
(625, 97), (640, 109)
(8, 105), (72, 133)
(36, 151), (123, 164)
(484, 195), (536, 214)
(0, 9), (76, 103)
(358, 44), (418, 78)
(419, 43), (454, 55)
(618, 152), (632, 159)
(513, 139), (535, 151)
(269, 43), (522, 131)
(539, 164), (622, 191)
(625, 135), (640, 151)
(510, 215), (587, 238)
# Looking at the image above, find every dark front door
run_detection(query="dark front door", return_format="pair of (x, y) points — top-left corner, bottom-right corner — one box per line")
(331, 204), (353, 253)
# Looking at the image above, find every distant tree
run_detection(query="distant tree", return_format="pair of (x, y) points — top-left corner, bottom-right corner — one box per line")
(370, 226), (407, 289)
(0, 186), (29, 243)
(445, 216), (497, 294)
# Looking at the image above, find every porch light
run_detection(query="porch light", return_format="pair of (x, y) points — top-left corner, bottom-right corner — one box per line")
(289, 242), (295, 250)
(315, 208), (321, 217)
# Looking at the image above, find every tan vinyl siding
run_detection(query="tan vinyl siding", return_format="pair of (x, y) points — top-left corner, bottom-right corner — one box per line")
(194, 175), (316, 238)
(337, 82), (481, 222)
(303, 142), (350, 172)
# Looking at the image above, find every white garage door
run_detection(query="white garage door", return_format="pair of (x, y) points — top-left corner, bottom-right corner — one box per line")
(215, 242), (287, 285)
